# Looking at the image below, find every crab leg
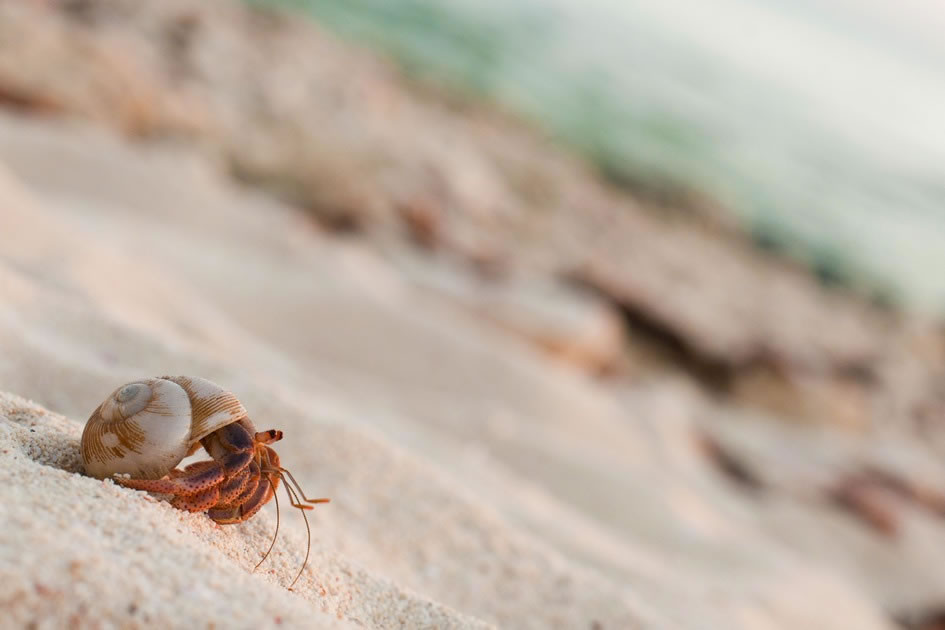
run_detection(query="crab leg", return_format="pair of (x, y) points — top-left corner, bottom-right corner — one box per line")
(114, 460), (224, 495)
(207, 472), (275, 524)
(216, 464), (252, 505)
(171, 485), (222, 512)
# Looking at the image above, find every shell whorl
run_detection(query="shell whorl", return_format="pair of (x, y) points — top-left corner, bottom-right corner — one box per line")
(80, 376), (249, 480)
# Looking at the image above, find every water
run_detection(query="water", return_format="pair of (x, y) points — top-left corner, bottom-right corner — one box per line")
(257, 0), (945, 311)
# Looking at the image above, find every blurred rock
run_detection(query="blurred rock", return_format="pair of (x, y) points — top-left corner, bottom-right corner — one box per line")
(900, 609), (945, 630)
(397, 197), (442, 250)
(829, 475), (902, 538)
(392, 256), (627, 374)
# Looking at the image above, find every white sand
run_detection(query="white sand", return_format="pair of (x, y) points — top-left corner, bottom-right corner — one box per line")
(0, 113), (913, 629)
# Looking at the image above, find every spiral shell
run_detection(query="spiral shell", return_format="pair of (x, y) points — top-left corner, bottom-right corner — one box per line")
(81, 376), (249, 479)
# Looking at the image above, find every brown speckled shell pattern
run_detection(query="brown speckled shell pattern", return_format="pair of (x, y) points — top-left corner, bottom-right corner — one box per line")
(80, 376), (249, 480)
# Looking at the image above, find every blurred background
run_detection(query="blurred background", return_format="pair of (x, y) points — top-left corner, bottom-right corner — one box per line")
(264, 0), (945, 309)
(2, 0), (945, 628)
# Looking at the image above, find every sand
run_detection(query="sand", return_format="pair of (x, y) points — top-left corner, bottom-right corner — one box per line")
(0, 113), (649, 629)
(1, 108), (925, 630)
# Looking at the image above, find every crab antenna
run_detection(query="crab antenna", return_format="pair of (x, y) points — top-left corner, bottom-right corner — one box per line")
(272, 471), (312, 510)
(259, 448), (323, 589)
(278, 466), (330, 505)
(255, 474), (280, 571)
(279, 474), (312, 590)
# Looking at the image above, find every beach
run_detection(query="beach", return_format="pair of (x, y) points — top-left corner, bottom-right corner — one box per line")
(2, 2), (945, 629)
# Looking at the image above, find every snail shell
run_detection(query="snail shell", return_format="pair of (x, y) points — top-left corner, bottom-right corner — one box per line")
(81, 376), (249, 480)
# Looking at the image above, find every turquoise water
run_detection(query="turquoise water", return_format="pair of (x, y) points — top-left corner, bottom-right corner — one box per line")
(256, 0), (945, 311)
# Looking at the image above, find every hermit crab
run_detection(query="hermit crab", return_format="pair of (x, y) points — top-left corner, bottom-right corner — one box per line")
(80, 376), (329, 587)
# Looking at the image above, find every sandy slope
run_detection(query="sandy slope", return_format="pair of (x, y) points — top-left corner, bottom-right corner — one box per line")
(0, 114), (647, 629)
(0, 112), (924, 629)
